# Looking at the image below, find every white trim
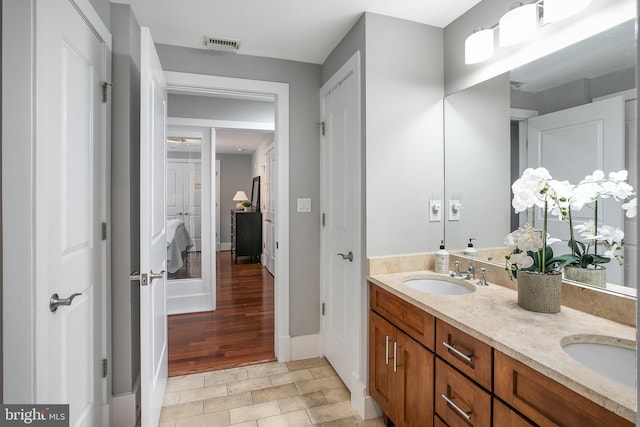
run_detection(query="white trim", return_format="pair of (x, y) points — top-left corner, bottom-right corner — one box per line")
(167, 293), (214, 315)
(593, 88), (637, 103)
(164, 71), (290, 362)
(510, 108), (538, 120)
(112, 393), (137, 427)
(219, 242), (232, 251)
(290, 334), (323, 360)
(350, 380), (382, 420)
(168, 117), (274, 131)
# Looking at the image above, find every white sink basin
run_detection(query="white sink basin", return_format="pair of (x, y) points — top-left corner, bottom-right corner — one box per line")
(562, 336), (636, 388)
(403, 277), (475, 295)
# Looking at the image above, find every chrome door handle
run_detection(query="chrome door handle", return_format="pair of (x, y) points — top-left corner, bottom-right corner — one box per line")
(337, 252), (353, 262)
(149, 270), (165, 282)
(49, 293), (82, 313)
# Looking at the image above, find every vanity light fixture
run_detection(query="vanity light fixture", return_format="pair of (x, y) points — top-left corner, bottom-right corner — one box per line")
(543, 0), (592, 23)
(464, 0), (592, 64)
(499, 2), (539, 47)
(465, 28), (495, 64)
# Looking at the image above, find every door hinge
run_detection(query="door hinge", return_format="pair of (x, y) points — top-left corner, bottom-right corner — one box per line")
(102, 81), (112, 103)
(102, 359), (108, 378)
(101, 222), (107, 240)
(276, 241), (279, 249)
(317, 121), (325, 136)
(322, 213), (325, 227)
(321, 302), (325, 316)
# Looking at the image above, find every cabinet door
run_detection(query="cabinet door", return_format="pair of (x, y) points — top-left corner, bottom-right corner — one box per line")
(493, 398), (534, 427)
(395, 330), (434, 427)
(369, 311), (397, 421)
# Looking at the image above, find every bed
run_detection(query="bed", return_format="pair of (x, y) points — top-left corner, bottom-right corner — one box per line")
(167, 219), (194, 273)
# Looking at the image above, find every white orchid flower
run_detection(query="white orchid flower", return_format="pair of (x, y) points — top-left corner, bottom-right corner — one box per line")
(510, 251), (534, 269)
(622, 198), (637, 218)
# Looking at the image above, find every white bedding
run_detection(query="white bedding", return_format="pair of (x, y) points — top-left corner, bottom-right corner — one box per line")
(167, 219), (194, 273)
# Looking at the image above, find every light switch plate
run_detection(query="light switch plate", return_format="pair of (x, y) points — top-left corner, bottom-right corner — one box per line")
(429, 200), (441, 222)
(449, 200), (461, 221)
(297, 198), (311, 213)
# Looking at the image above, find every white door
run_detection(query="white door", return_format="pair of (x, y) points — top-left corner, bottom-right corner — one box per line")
(527, 96), (625, 284)
(185, 162), (203, 251)
(35, 0), (106, 425)
(216, 159), (221, 251)
(166, 162), (183, 221)
(320, 54), (361, 391)
(264, 145), (276, 274)
(140, 27), (169, 427)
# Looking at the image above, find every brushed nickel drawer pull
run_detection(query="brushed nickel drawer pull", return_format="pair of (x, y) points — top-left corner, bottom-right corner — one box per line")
(385, 336), (390, 365)
(441, 394), (472, 421)
(443, 341), (473, 363)
(393, 342), (397, 372)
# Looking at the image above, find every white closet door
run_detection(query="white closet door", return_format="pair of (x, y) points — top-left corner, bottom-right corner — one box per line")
(184, 162), (202, 251)
(167, 161), (183, 221)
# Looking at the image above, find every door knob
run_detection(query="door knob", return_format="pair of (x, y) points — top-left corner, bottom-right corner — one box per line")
(149, 270), (165, 282)
(337, 252), (353, 262)
(49, 293), (82, 313)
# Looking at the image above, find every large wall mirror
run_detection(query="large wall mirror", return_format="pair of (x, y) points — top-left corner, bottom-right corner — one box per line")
(444, 17), (637, 296)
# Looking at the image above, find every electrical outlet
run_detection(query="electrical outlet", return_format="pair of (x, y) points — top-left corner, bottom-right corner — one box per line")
(449, 200), (461, 221)
(429, 200), (441, 222)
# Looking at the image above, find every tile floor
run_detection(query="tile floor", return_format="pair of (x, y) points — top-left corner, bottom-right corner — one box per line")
(159, 358), (386, 427)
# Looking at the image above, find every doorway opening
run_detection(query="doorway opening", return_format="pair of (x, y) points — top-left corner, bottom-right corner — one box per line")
(163, 72), (289, 374)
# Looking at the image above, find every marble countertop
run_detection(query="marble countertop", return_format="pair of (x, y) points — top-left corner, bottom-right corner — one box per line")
(368, 270), (637, 422)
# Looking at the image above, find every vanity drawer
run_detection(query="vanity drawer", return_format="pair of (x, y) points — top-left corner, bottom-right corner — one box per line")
(436, 318), (492, 391)
(369, 283), (435, 350)
(493, 398), (534, 427)
(435, 358), (491, 427)
(494, 351), (634, 427)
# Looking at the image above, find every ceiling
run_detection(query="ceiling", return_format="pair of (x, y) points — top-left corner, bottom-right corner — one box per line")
(216, 129), (274, 154)
(112, 0), (481, 64)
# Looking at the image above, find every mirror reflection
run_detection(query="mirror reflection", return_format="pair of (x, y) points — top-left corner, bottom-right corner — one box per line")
(166, 136), (202, 280)
(444, 19), (637, 295)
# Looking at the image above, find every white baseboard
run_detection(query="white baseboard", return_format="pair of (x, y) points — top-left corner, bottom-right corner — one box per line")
(277, 335), (291, 362)
(290, 334), (322, 360)
(167, 293), (214, 315)
(350, 376), (381, 419)
(220, 242), (231, 251)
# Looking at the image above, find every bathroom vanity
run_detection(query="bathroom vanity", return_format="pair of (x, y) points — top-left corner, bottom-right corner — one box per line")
(367, 272), (636, 427)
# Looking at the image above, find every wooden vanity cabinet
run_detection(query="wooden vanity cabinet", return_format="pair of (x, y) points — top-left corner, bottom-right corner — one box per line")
(494, 351), (633, 427)
(492, 399), (534, 427)
(369, 284), (435, 426)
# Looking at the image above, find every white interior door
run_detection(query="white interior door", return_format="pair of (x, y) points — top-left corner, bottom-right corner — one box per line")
(527, 96), (625, 284)
(140, 26), (168, 427)
(166, 162), (183, 221)
(320, 54), (361, 392)
(185, 162), (202, 251)
(216, 158), (221, 251)
(264, 145), (276, 274)
(35, 0), (106, 425)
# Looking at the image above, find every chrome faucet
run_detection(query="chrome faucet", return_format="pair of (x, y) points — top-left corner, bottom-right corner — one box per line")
(451, 260), (462, 277)
(477, 268), (489, 286)
(466, 260), (474, 280)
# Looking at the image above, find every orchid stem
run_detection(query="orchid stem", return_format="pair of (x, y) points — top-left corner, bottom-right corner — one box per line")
(568, 207), (575, 257)
(593, 200), (598, 256)
(542, 200), (547, 274)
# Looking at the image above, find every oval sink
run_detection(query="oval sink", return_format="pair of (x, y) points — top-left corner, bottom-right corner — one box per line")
(561, 336), (636, 388)
(403, 277), (475, 295)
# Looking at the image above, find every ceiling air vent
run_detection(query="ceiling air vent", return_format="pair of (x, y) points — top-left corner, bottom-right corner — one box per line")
(204, 36), (241, 53)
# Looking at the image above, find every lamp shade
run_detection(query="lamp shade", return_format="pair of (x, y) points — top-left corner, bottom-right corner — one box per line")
(233, 191), (248, 201)
(465, 28), (494, 64)
(499, 3), (538, 47)
(544, 0), (591, 23)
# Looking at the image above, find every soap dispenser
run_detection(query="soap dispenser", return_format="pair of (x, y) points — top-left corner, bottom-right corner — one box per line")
(435, 240), (449, 274)
(463, 238), (477, 257)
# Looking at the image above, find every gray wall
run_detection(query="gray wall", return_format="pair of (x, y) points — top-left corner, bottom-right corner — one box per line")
(218, 154), (253, 244)
(156, 44), (322, 337)
(110, 3), (141, 397)
(89, 0), (110, 29)
(364, 13), (445, 256)
(168, 94), (274, 123)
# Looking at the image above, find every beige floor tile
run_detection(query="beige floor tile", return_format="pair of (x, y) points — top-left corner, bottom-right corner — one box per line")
(203, 392), (254, 414)
(158, 421), (176, 427)
(252, 383), (299, 404)
(307, 401), (359, 424)
(309, 366), (337, 379)
(205, 367), (249, 387)
(227, 376), (273, 394)
(179, 384), (228, 404)
(245, 362), (289, 379)
(277, 391), (327, 413)
(285, 358), (329, 372)
(159, 401), (204, 422)
(295, 375), (344, 394)
(166, 374), (205, 392)
(314, 416), (383, 427)
(175, 410), (230, 427)
(257, 410), (311, 427)
(229, 401), (281, 424)
(163, 391), (180, 406)
(355, 417), (387, 426)
(229, 422), (258, 427)
(269, 369), (313, 386)
(322, 387), (351, 404)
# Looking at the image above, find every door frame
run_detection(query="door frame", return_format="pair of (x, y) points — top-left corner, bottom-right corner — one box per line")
(164, 72), (291, 360)
(2, 0), (112, 420)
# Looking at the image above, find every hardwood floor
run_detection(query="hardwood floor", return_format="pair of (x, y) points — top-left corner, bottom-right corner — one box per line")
(168, 250), (275, 377)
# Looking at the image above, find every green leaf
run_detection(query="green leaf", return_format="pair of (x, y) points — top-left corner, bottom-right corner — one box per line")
(568, 239), (584, 257)
(548, 254), (578, 271)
